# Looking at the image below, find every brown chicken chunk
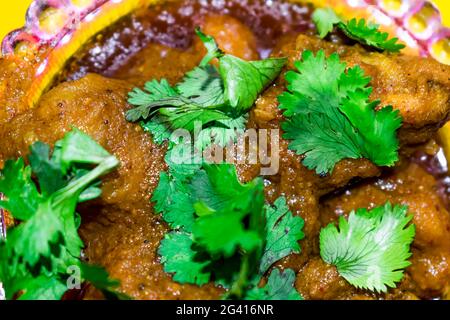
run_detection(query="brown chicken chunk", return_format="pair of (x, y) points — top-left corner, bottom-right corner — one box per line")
(0, 73), (223, 300)
(285, 34), (450, 146)
(233, 33), (450, 275)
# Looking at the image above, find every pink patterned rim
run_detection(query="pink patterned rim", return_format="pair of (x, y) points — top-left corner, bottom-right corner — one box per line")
(1, 0), (449, 64)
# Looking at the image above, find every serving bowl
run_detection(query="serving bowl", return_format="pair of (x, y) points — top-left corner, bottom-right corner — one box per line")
(1, 0), (450, 300)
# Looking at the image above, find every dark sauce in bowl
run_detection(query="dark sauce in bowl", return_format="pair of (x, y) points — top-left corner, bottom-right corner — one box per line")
(61, 0), (315, 81)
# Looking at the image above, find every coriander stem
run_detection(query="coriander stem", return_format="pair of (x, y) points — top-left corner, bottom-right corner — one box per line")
(225, 253), (250, 300)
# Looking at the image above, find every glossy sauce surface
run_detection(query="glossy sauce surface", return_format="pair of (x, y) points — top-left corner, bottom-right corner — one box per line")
(61, 0), (315, 81)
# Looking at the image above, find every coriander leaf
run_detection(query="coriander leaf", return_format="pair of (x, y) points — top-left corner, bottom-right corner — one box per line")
(159, 231), (211, 285)
(192, 165), (265, 258)
(218, 55), (286, 114)
(126, 96), (187, 123)
(279, 50), (346, 117)
(5, 199), (65, 269)
(13, 275), (67, 300)
(152, 173), (196, 231)
(127, 30), (285, 149)
(141, 117), (172, 145)
(0, 159), (40, 220)
(197, 28), (287, 114)
(29, 142), (66, 196)
(193, 206), (262, 257)
(177, 65), (225, 107)
(339, 19), (405, 53)
(195, 28), (224, 66)
(60, 128), (115, 171)
(339, 89), (402, 166)
(0, 128), (120, 300)
(125, 79), (186, 123)
(245, 268), (302, 300)
(190, 164), (256, 213)
(194, 116), (247, 150)
(164, 144), (202, 182)
(279, 50), (401, 174)
(260, 197), (304, 275)
(151, 145), (201, 232)
(311, 8), (405, 53)
(338, 64), (372, 95)
(283, 112), (361, 174)
(128, 79), (177, 107)
(152, 172), (172, 214)
(157, 162), (266, 297)
(312, 8), (341, 38)
(162, 107), (231, 132)
(320, 202), (415, 293)
(80, 263), (130, 300)
(127, 73), (229, 131)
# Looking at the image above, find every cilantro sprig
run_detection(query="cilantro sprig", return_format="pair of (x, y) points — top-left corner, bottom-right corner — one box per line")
(157, 159), (266, 298)
(312, 8), (405, 53)
(154, 146), (303, 299)
(279, 50), (402, 174)
(320, 202), (415, 293)
(0, 129), (124, 300)
(260, 197), (304, 275)
(126, 29), (286, 149)
(245, 269), (302, 300)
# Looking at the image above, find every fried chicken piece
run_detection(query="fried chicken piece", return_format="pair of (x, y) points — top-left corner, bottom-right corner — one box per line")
(295, 257), (368, 300)
(0, 73), (223, 300)
(234, 33), (450, 281)
(285, 34), (450, 146)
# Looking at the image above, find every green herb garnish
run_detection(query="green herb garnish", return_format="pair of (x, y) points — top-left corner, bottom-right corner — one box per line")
(279, 50), (402, 174)
(320, 202), (415, 293)
(245, 269), (302, 300)
(312, 8), (405, 52)
(126, 29), (286, 148)
(312, 7), (341, 39)
(154, 146), (303, 299)
(0, 128), (123, 300)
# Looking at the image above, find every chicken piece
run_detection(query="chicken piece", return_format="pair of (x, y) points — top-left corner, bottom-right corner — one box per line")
(114, 44), (202, 87)
(287, 34), (450, 146)
(233, 33), (448, 272)
(320, 161), (450, 299)
(295, 257), (365, 300)
(0, 73), (222, 299)
(80, 205), (222, 300)
(0, 57), (36, 124)
(241, 33), (450, 292)
(0, 74), (163, 210)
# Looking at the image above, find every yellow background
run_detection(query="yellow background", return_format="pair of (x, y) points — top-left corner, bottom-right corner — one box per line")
(0, 0), (449, 41)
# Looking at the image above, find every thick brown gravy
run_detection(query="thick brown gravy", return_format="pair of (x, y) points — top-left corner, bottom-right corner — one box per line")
(61, 0), (316, 81)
